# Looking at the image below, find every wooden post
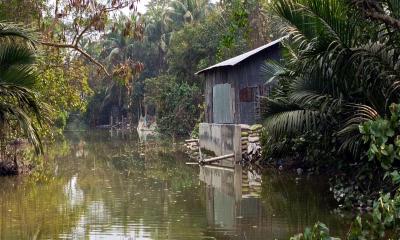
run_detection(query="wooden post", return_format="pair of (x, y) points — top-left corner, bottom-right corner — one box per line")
(233, 164), (242, 201)
(233, 124), (242, 164)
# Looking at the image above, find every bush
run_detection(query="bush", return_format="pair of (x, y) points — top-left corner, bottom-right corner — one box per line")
(360, 103), (400, 176)
(290, 222), (339, 240)
(261, 130), (336, 173)
(145, 75), (202, 137)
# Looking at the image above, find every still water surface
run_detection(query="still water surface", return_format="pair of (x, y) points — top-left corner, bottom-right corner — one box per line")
(0, 131), (346, 239)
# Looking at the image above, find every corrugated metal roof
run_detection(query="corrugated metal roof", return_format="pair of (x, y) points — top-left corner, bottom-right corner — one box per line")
(196, 37), (285, 75)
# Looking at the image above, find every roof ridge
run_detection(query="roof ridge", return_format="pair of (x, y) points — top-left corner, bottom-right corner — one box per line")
(195, 37), (285, 75)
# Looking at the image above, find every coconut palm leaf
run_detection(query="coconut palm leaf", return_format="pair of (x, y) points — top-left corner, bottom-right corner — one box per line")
(165, 0), (210, 27)
(336, 103), (379, 156)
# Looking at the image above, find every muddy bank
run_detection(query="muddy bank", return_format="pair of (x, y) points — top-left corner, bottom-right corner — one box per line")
(0, 140), (32, 176)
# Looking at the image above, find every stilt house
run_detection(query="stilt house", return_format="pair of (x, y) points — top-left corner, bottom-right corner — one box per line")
(196, 38), (284, 165)
(196, 37), (284, 125)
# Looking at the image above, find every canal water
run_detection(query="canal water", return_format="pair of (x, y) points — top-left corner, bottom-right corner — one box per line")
(0, 130), (346, 239)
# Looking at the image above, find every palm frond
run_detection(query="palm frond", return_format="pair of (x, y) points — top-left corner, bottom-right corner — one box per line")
(338, 134), (365, 158)
(0, 44), (35, 68)
(0, 22), (37, 48)
(261, 60), (290, 85)
(0, 22), (43, 154)
(264, 108), (322, 138)
(0, 65), (37, 88)
(0, 102), (42, 154)
(304, 0), (357, 47)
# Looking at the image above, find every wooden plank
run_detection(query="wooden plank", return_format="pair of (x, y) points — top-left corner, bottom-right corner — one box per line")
(185, 162), (199, 165)
(185, 139), (199, 143)
(201, 153), (234, 164)
(202, 165), (234, 172)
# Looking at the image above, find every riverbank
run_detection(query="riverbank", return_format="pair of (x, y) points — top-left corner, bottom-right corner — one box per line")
(0, 139), (35, 176)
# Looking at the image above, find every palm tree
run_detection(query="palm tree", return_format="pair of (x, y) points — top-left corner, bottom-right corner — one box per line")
(164, 0), (211, 29)
(144, 1), (170, 69)
(0, 22), (44, 154)
(100, 15), (144, 125)
(261, 0), (400, 157)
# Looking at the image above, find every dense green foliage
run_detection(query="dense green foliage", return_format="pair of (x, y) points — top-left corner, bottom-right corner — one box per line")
(0, 1), (95, 136)
(262, 0), (400, 155)
(37, 52), (92, 134)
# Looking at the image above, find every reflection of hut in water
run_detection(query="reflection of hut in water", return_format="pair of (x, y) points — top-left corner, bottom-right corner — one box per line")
(199, 166), (270, 236)
(74, 140), (88, 158)
(137, 101), (157, 133)
(199, 165), (347, 239)
(199, 165), (283, 239)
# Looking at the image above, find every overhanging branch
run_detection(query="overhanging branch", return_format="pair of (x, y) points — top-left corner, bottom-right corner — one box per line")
(41, 41), (110, 76)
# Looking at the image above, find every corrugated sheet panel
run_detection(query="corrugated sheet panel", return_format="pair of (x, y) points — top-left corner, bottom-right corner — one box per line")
(213, 83), (234, 123)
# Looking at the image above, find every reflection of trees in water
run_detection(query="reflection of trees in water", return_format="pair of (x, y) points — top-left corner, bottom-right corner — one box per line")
(0, 130), (202, 239)
(0, 130), (208, 239)
(0, 172), (85, 239)
(69, 132), (206, 239)
(260, 170), (347, 237)
(64, 175), (84, 207)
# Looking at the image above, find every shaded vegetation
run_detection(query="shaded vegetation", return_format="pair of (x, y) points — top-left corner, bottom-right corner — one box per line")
(262, 0), (400, 207)
(258, 0), (400, 238)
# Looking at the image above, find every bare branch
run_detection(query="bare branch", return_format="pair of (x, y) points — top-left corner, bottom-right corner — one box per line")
(73, 20), (94, 46)
(363, 11), (400, 29)
(40, 0), (141, 77)
(350, 0), (400, 29)
(41, 41), (110, 76)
